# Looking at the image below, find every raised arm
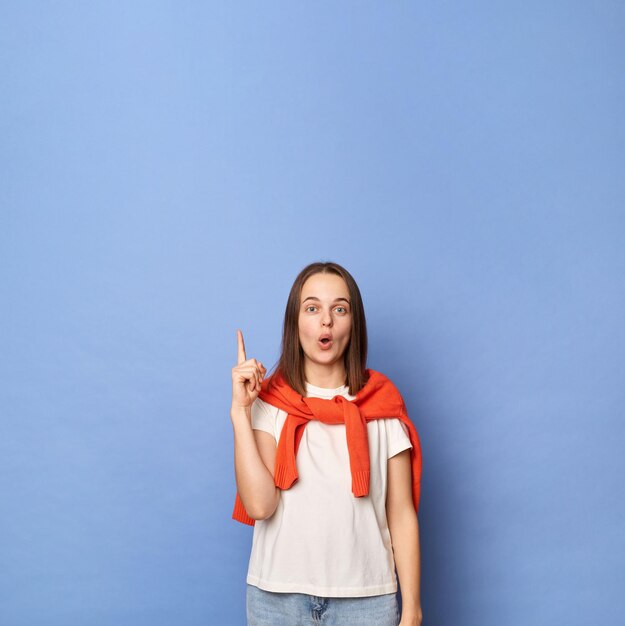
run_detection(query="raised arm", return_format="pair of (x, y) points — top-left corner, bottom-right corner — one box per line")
(231, 329), (280, 520)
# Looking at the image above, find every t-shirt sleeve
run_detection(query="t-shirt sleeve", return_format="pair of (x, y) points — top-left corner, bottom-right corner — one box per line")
(250, 397), (276, 440)
(387, 418), (413, 459)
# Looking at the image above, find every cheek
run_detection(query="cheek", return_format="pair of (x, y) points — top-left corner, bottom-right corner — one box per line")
(298, 319), (314, 340)
(339, 317), (352, 330)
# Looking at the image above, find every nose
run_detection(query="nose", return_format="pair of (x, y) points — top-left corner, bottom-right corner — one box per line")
(321, 309), (333, 327)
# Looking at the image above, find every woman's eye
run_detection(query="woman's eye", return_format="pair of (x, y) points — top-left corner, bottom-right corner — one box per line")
(304, 305), (348, 313)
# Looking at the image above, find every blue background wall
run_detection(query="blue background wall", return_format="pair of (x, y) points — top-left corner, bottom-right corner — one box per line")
(1, 2), (624, 625)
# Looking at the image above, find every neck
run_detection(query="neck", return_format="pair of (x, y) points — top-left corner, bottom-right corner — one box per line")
(304, 360), (346, 389)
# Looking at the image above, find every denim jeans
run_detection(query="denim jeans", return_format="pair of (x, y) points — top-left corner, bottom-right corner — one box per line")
(246, 583), (400, 626)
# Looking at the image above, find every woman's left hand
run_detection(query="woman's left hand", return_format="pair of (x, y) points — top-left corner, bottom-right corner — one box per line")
(399, 607), (423, 626)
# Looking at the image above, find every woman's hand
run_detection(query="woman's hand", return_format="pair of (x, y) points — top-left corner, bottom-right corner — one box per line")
(231, 329), (267, 411)
(399, 608), (423, 626)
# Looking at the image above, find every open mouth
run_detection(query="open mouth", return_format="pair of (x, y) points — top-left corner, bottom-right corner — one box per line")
(318, 336), (333, 349)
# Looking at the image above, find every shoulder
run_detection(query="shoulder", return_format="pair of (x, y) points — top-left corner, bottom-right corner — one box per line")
(386, 418), (413, 458)
(363, 368), (405, 407)
(250, 397), (283, 440)
(366, 368), (400, 390)
(251, 396), (280, 418)
(388, 418), (411, 437)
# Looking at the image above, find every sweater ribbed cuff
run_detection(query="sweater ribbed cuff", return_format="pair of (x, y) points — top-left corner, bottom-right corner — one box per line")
(351, 469), (370, 497)
(274, 463), (298, 489)
(232, 493), (256, 526)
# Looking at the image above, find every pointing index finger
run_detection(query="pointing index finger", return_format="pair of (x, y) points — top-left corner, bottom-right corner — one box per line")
(237, 329), (247, 365)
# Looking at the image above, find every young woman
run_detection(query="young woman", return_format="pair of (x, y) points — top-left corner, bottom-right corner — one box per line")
(231, 261), (423, 626)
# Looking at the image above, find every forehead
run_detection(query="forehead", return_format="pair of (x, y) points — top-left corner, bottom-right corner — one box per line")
(300, 273), (349, 298)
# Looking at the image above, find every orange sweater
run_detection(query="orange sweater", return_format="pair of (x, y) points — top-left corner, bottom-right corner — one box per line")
(232, 368), (422, 526)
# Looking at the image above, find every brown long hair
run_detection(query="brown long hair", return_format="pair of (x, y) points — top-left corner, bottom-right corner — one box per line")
(268, 261), (369, 397)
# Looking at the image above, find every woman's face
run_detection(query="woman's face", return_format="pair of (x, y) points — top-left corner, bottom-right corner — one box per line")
(298, 272), (352, 370)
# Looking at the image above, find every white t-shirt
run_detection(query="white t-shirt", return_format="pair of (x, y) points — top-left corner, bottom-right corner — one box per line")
(246, 380), (413, 597)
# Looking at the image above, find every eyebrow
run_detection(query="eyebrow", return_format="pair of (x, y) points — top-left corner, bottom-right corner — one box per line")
(302, 297), (350, 304)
